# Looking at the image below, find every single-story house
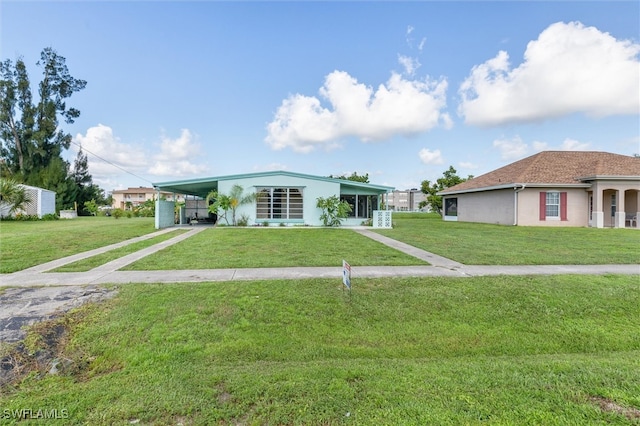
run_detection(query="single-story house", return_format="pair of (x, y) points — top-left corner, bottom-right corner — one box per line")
(438, 151), (640, 228)
(0, 184), (56, 219)
(152, 170), (394, 229)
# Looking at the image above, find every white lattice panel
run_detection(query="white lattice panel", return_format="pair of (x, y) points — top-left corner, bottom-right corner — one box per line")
(373, 210), (392, 228)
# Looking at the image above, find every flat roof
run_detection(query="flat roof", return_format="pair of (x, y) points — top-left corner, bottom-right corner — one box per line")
(153, 170), (394, 198)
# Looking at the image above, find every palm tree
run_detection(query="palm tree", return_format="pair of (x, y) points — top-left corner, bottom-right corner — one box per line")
(0, 178), (33, 218)
(207, 185), (258, 226)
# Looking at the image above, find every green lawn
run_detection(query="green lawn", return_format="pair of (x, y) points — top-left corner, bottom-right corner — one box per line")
(124, 227), (428, 270)
(2, 275), (638, 425)
(51, 229), (190, 272)
(376, 213), (640, 265)
(0, 217), (156, 273)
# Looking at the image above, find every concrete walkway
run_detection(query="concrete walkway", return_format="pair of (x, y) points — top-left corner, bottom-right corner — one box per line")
(1, 226), (638, 288)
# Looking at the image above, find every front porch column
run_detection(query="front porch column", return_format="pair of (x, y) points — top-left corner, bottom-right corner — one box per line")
(634, 190), (640, 229)
(592, 185), (604, 228)
(614, 189), (626, 228)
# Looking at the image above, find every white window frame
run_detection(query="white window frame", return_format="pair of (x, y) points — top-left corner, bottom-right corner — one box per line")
(256, 187), (304, 221)
(545, 191), (560, 220)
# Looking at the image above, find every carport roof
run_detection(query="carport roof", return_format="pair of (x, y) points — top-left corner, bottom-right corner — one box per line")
(153, 170), (394, 198)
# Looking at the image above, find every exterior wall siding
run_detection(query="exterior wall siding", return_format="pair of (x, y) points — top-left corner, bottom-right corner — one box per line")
(219, 175), (339, 226)
(155, 200), (175, 229)
(455, 189), (515, 225)
(517, 188), (588, 227)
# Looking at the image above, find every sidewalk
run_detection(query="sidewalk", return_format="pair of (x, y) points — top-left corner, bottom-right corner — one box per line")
(1, 226), (638, 288)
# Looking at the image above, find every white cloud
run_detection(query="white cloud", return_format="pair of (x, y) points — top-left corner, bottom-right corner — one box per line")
(73, 124), (148, 180)
(149, 129), (208, 176)
(253, 163), (289, 172)
(398, 54), (421, 76)
(459, 161), (478, 169)
(418, 37), (426, 51)
(459, 21), (640, 126)
(73, 125), (209, 187)
(492, 136), (528, 160)
(266, 70), (449, 152)
(418, 148), (444, 165)
(495, 135), (592, 161)
(533, 138), (591, 152)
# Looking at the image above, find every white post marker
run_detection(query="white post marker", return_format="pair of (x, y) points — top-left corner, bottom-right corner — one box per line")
(342, 260), (351, 290)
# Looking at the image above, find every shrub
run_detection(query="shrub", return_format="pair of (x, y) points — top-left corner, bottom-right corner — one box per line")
(112, 208), (124, 219)
(237, 214), (250, 227)
(42, 214), (59, 221)
(316, 195), (352, 227)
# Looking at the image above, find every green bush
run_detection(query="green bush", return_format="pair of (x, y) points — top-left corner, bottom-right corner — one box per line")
(316, 195), (352, 227)
(112, 208), (124, 219)
(237, 214), (250, 227)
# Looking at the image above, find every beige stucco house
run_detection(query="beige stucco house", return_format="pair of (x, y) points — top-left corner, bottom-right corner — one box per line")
(438, 151), (640, 228)
(111, 187), (185, 211)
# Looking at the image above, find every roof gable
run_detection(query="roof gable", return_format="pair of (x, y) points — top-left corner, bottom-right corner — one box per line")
(441, 151), (640, 194)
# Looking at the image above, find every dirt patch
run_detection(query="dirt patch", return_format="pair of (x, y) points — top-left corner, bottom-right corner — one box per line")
(0, 286), (117, 389)
(590, 396), (640, 421)
(0, 285), (117, 343)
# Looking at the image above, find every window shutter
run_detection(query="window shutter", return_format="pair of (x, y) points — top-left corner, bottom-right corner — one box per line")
(560, 192), (568, 221)
(539, 192), (546, 221)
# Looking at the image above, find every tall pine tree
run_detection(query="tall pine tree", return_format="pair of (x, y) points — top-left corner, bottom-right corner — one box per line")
(1, 47), (87, 211)
(72, 147), (105, 215)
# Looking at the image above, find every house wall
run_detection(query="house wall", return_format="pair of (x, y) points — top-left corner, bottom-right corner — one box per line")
(38, 188), (56, 217)
(155, 200), (175, 229)
(218, 175), (339, 226)
(454, 189), (515, 225)
(517, 188), (589, 227)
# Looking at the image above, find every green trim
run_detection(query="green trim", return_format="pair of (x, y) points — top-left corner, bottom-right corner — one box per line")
(154, 171), (394, 198)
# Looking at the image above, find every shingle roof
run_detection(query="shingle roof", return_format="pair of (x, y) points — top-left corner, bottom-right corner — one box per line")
(441, 151), (640, 194)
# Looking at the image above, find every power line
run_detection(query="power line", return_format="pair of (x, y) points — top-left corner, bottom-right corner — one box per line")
(69, 139), (154, 186)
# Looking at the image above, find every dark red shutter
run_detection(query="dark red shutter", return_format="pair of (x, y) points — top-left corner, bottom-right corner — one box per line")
(560, 192), (568, 221)
(539, 192), (546, 221)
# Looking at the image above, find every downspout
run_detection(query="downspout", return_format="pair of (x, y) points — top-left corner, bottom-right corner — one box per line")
(513, 184), (526, 226)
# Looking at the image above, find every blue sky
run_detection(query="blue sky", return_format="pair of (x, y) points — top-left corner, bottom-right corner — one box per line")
(2, 1), (639, 192)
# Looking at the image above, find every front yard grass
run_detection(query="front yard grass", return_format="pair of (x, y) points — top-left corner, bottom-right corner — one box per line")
(0, 217), (155, 273)
(51, 229), (190, 272)
(376, 213), (640, 265)
(2, 275), (638, 424)
(124, 227), (428, 270)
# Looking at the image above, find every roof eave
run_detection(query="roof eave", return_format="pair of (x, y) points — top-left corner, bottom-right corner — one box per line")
(577, 175), (640, 182)
(438, 182), (592, 196)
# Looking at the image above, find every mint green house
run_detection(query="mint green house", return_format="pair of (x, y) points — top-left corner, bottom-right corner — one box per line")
(153, 171), (394, 229)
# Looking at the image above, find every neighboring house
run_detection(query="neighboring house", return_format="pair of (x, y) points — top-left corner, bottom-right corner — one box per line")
(384, 189), (427, 212)
(152, 171), (394, 228)
(0, 184), (56, 218)
(111, 187), (185, 210)
(438, 151), (640, 228)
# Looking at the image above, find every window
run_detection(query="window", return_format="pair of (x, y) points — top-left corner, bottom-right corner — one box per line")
(256, 187), (303, 220)
(444, 198), (458, 216)
(539, 191), (567, 221)
(340, 195), (378, 218)
(546, 192), (560, 218)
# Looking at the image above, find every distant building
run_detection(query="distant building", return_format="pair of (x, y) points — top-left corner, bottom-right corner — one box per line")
(383, 189), (427, 212)
(111, 187), (185, 210)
